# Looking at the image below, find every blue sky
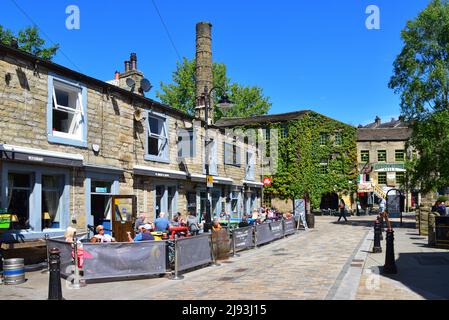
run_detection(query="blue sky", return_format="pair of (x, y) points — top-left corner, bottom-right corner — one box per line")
(0, 0), (431, 126)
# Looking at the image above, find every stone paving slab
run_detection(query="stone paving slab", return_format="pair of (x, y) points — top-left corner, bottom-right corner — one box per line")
(355, 218), (449, 300)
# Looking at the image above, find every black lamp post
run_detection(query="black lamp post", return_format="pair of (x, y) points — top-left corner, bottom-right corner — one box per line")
(202, 85), (233, 232)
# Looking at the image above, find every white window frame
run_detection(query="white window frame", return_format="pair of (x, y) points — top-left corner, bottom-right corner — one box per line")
(145, 112), (170, 163)
(47, 74), (87, 148)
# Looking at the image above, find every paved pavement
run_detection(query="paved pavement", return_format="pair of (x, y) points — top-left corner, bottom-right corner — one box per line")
(356, 219), (449, 300)
(1, 214), (447, 300)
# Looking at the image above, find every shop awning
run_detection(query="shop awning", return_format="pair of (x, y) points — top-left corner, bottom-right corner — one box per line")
(242, 180), (263, 188)
(373, 163), (406, 172)
(84, 164), (124, 175)
(133, 165), (187, 180)
(189, 173), (234, 185)
(0, 144), (84, 167)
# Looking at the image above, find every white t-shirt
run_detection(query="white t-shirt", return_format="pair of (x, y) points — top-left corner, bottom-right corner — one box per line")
(94, 234), (114, 243)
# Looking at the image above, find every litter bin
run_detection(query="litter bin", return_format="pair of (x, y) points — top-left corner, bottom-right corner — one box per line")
(306, 213), (315, 229)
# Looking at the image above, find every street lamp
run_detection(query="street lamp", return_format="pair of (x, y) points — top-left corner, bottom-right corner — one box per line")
(202, 85), (233, 232)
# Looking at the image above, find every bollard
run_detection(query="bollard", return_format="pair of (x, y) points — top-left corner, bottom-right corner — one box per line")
(48, 247), (64, 300)
(383, 229), (397, 274)
(373, 219), (382, 253)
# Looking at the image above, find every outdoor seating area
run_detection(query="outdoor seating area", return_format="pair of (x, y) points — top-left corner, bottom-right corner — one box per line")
(45, 217), (301, 284)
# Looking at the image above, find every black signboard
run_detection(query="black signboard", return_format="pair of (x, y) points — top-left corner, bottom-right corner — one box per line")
(435, 216), (449, 248)
(283, 219), (295, 236)
(255, 223), (274, 246)
(233, 226), (254, 251)
(269, 221), (283, 239)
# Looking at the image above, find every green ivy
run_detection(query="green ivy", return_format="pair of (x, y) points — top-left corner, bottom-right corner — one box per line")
(237, 111), (357, 210)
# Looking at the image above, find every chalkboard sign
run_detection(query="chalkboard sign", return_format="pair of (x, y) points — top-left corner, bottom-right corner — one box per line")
(294, 199), (307, 229)
(387, 195), (401, 217)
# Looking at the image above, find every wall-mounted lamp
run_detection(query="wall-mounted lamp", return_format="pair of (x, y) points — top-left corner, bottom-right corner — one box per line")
(92, 144), (100, 153)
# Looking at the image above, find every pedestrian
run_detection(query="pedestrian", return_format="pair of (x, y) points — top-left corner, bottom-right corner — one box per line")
(437, 201), (447, 216)
(127, 224), (154, 242)
(154, 212), (170, 232)
(337, 198), (348, 222)
(379, 198), (386, 214)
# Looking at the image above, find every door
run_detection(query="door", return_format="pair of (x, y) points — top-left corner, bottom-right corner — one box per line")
(111, 195), (136, 242)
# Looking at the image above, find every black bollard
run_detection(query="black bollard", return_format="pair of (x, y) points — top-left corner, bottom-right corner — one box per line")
(373, 219), (382, 253)
(383, 229), (397, 274)
(48, 248), (64, 300)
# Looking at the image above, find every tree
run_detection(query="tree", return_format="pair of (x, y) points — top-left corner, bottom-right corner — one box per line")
(157, 58), (271, 120)
(0, 25), (59, 60)
(389, 0), (449, 192)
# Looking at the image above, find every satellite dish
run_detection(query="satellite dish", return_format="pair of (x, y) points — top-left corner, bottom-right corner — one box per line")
(126, 78), (136, 89)
(134, 109), (145, 121)
(140, 78), (153, 93)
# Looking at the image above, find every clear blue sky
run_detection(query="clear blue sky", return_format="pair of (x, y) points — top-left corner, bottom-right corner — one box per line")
(0, 0), (431, 126)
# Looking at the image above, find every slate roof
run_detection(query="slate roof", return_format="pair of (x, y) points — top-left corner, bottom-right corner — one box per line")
(357, 128), (412, 142)
(215, 110), (350, 128)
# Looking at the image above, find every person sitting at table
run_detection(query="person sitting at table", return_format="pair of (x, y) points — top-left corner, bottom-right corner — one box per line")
(212, 218), (222, 232)
(170, 212), (186, 227)
(238, 215), (250, 228)
(127, 224), (154, 242)
(154, 212), (170, 232)
(251, 210), (259, 220)
(91, 225), (116, 243)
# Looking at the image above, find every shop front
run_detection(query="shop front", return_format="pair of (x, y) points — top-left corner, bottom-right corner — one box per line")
(133, 165), (187, 221)
(243, 180), (263, 215)
(84, 164), (122, 235)
(0, 144), (83, 241)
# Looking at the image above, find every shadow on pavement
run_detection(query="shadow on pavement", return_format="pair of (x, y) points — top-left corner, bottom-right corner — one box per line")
(384, 252), (449, 300)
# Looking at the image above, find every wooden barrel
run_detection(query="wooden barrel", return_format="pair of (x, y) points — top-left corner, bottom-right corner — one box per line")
(211, 229), (230, 260)
(306, 213), (315, 229)
(4, 258), (25, 285)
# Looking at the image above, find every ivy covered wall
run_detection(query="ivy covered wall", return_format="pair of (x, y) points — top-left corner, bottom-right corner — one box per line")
(237, 111), (358, 210)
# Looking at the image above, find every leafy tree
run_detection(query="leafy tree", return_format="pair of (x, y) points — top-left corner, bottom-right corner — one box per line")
(157, 58), (271, 120)
(389, 0), (449, 192)
(0, 25), (59, 60)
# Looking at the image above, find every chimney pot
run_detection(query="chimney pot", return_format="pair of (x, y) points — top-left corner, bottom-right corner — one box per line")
(130, 53), (137, 70)
(124, 61), (131, 72)
(375, 116), (381, 126)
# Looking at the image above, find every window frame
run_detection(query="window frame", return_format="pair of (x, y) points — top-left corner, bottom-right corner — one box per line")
(377, 150), (387, 162)
(47, 73), (88, 148)
(177, 128), (196, 158)
(361, 150), (370, 163)
(145, 111), (170, 163)
(395, 150), (405, 162)
(378, 172), (387, 185)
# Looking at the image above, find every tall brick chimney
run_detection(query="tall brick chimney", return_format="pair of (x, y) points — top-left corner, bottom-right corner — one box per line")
(195, 22), (213, 124)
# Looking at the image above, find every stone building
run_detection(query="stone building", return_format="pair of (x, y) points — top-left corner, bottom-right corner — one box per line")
(216, 111), (357, 214)
(0, 42), (262, 243)
(356, 116), (414, 213)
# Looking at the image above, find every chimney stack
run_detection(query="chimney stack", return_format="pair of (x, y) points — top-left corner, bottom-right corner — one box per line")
(130, 53), (137, 70)
(195, 22), (213, 124)
(375, 116), (381, 127)
(118, 53), (144, 95)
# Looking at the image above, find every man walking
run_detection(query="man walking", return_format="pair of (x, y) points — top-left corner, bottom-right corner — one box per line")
(337, 198), (348, 222)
